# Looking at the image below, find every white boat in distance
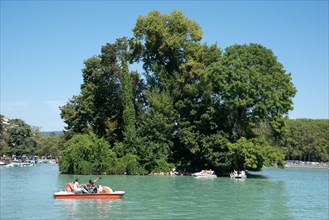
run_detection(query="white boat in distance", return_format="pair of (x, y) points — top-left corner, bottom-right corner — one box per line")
(230, 170), (247, 179)
(191, 170), (217, 178)
(5, 162), (33, 168)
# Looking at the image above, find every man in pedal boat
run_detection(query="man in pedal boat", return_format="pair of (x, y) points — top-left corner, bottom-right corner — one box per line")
(73, 178), (88, 194)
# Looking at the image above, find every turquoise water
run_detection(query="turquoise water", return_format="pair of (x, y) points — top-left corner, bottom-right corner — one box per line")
(0, 164), (328, 219)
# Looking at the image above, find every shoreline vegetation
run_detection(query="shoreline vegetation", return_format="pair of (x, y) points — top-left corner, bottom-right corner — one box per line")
(150, 160), (329, 176)
(128, 161), (329, 176)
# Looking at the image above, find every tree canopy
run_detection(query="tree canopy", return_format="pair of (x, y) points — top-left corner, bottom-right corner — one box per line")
(59, 10), (301, 175)
(279, 119), (329, 162)
(0, 115), (62, 158)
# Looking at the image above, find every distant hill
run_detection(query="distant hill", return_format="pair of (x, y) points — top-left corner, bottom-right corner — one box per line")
(41, 131), (63, 136)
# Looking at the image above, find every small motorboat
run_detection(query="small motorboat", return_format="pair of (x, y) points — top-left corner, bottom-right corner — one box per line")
(230, 170), (247, 179)
(54, 182), (125, 199)
(20, 163), (34, 167)
(5, 162), (33, 167)
(191, 170), (217, 178)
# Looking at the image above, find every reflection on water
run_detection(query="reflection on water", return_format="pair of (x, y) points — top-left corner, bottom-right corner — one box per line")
(55, 198), (121, 219)
(246, 173), (268, 179)
(1, 165), (328, 219)
(214, 177), (292, 219)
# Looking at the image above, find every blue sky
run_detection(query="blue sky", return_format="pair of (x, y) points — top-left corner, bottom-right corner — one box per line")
(1, 1), (328, 131)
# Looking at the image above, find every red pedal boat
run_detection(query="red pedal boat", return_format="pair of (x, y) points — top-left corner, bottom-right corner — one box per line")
(54, 182), (125, 199)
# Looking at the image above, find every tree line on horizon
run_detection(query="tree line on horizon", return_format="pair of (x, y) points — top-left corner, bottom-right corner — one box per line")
(1, 115), (327, 167)
(0, 115), (62, 158)
(1, 11), (328, 175)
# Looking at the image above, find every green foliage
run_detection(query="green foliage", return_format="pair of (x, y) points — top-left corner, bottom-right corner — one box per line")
(121, 153), (145, 175)
(59, 133), (116, 174)
(227, 137), (284, 171)
(199, 133), (231, 172)
(35, 132), (61, 157)
(0, 115), (62, 158)
(152, 158), (175, 173)
(280, 119), (329, 162)
(211, 44), (296, 140)
(132, 10), (203, 75)
(254, 119), (329, 162)
(60, 38), (129, 144)
(58, 10), (314, 176)
(137, 90), (175, 172)
(5, 119), (37, 155)
(121, 59), (137, 154)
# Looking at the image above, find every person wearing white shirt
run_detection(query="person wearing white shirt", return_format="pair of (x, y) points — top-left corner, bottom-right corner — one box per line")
(73, 178), (87, 194)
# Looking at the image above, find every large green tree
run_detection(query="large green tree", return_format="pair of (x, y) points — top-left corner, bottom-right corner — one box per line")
(60, 38), (130, 144)
(215, 44), (297, 140)
(59, 10), (298, 174)
(132, 10), (226, 172)
(131, 11), (294, 172)
(6, 119), (37, 155)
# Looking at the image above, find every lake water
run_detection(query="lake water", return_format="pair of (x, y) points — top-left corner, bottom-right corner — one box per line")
(0, 164), (328, 220)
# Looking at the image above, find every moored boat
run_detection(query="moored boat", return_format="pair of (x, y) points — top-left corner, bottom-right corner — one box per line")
(5, 162), (19, 168)
(54, 183), (125, 199)
(191, 170), (217, 178)
(230, 170), (247, 179)
(5, 162), (33, 167)
(20, 162), (34, 167)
